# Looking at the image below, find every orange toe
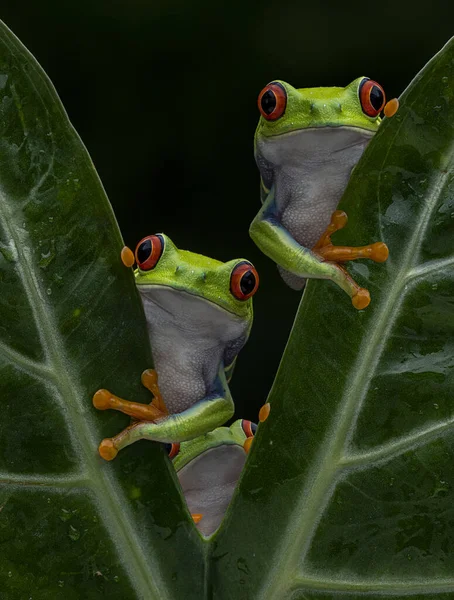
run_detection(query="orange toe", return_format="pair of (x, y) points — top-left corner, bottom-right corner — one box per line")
(243, 437), (253, 454)
(192, 513), (203, 524)
(93, 389), (112, 410)
(99, 439), (118, 461)
(259, 403), (271, 422)
(352, 288), (371, 310)
(370, 242), (389, 263)
(121, 246), (135, 267)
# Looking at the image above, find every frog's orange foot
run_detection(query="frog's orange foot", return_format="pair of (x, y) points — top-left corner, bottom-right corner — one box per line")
(352, 288), (371, 310)
(93, 389), (112, 410)
(314, 210), (348, 249)
(121, 246), (135, 267)
(141, 369), (169, 415)
(99, 438), (118, 461)
(317, 241), (389, 263)
(192, 513), (203, 524)
(92, 388), (165, 421)
(259, 403), (271, 422)
(243, 437), (254, 453)
(314, 210), (389, 264)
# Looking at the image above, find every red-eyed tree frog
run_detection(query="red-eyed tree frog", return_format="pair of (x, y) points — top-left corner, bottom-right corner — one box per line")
(250, 77), (398, 309)
(93, 234), (259, 460)
(167, 419), (257, 536)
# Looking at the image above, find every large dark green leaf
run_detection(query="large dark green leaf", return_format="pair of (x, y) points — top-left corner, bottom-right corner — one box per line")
(2, 15), (454, 600)
(0, 21), (204, 599)
(212, 38), (454, 598)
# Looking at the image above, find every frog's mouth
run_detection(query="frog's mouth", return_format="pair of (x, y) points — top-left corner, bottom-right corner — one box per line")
(137, 284), (248, 340)
(255, 125), (374, 194)
(176, 444), (247, 537)
(257, 125), (373, 167)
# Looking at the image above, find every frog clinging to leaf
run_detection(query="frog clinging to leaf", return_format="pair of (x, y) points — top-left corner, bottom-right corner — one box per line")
(250, 77), (398, 309)
(93, 234), (258, 460)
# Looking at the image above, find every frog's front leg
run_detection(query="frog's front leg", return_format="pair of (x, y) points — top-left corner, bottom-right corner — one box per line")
(313, 210), (388, 264)
(93, 388), (167, 421)
(249, 188), (387, 309)
(96, 372), (234, 460)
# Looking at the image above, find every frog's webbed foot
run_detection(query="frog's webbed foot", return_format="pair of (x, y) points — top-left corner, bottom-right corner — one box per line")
(93, 388), (166, 421)
(314, 210), (389, 263)
(313, 210), (389, 310)
(93, 369), (173, 460)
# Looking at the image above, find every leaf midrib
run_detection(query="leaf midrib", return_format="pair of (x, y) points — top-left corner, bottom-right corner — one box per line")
(257, 114), (454, 598)
(0, 187), (168, 599)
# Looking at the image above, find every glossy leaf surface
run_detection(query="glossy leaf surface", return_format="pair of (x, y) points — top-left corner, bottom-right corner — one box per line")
(212, 38), (454, 599)
(2, 16), (454, 600)
(0, 21), (204, 599)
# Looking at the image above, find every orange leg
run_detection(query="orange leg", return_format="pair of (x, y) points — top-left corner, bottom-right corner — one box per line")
(312, 210), (389, 310)
(141, 369), (168, 414)
(98, 421), (145, 461)
(313, 210), (348, 249)
(93, 389), (166, 421)
(314, 210), (389, 264)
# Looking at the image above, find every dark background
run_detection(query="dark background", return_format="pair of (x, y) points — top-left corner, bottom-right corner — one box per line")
(2, 1), (452, 421)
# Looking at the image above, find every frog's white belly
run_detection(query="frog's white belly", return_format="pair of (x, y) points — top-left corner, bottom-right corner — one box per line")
(138, 286), (247, 414)
(177, 444), (246, 536)
(256, 127), (373, 289)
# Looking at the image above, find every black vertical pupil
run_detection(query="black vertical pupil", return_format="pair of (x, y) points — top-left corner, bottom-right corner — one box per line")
(138, 239), (152, 263)
(240, 271), (256, 295)
(163, 443), (172, 454)
(261, 90), (277, 115)
(370, 86), (384, 111)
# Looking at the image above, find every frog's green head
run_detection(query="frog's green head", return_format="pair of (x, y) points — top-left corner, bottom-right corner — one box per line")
(167, 418), (256, 471)
(133, 233), (258, 322)
(255, 77), (386, 140)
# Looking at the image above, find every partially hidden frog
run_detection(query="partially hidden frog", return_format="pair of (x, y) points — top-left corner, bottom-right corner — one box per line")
(167, 419), (257, 536)
(250, 77), (398, 309)
(93, 234), (259, 460)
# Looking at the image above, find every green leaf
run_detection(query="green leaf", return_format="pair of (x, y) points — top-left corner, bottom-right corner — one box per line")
(0, 21), (204, 599)
(212, 38), (454, 598)
(2, 16), (454, 600)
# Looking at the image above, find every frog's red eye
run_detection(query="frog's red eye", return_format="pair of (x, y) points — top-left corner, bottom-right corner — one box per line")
(230, 261), (259, 301)
(258, 82), (287, 121)
(241, 420), (258, 438)
(164, 442), (180, 459)
(135, 234), (164, 271)
(359, 78), (386, 117)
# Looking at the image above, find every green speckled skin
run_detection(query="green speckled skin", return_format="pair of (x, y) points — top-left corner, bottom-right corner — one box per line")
(135, 234), (253, 324)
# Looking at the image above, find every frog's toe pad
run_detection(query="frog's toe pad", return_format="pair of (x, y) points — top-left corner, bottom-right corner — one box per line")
(331, 210), (348, 230)
(352, 288), (371, 310)
(93, 389), (112, 410)
(370, 242), (389, 263)
(99, 438), (118, 461)
(243, 437), (254, 453)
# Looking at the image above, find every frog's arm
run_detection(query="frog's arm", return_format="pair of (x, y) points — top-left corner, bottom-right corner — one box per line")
(249, 186), (372, 308)
(96, 369), (234, 460)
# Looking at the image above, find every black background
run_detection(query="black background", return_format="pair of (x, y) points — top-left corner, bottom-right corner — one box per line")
(3, 1), (452, 421)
